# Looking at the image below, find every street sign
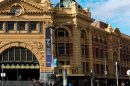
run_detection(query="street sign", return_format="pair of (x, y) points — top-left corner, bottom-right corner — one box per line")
(126, 69), (130, 76)
(1, 73), (6, 77)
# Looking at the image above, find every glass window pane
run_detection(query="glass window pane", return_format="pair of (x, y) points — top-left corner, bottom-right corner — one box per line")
(58, 43), (65, 55)
(15, 47), (20, 61)
(18, 22), (25, 30)
(3, 49), (8, 61)
(27, 50), (32, 61)
(7, 22), (14, 30)
(33, 54), (38, 62)
(29, 22), (37, 31)
(21, 48), (26, 61)
(9, 47), (14, 61)
(0, 22), (3, 30)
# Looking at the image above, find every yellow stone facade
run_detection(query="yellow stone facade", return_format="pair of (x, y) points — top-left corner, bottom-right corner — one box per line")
(0, 0), (130, 84)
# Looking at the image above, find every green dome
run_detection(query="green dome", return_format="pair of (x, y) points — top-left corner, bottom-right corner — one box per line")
(55, 0), (82, 8)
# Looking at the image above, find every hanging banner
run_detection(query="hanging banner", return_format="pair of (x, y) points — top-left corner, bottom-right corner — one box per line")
(46, 27), (52, 67)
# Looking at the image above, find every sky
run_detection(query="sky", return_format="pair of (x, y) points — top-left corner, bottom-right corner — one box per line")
(51, 0), (130, 35)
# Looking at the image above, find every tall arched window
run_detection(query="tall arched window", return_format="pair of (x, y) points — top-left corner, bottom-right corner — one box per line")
(0, 47), (38, 63)
(81, 30), (86, 38)
(55, 28), (72, 55)
(55, 28), (69, 37)
(81, 30), (88, 58)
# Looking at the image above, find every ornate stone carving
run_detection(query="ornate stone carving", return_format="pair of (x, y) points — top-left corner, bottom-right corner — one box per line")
(35, 42), (43, 49)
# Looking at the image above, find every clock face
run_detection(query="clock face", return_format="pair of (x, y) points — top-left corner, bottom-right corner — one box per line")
(14, 7), (21, 16)
(11, 5), (22, 16)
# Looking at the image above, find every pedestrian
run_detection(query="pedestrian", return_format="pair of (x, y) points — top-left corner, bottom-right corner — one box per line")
(121, 81), (125, 86)
(32, 79), (36, 86)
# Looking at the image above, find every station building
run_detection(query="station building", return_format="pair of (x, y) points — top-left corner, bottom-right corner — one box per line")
(0, 0), (129, 85)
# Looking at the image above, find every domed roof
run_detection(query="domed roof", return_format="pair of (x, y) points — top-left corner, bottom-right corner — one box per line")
(55, 0), (82, 8)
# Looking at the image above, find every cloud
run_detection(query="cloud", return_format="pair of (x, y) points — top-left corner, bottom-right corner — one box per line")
(86, 0), (130, 35)
(51, 0), (130, 35)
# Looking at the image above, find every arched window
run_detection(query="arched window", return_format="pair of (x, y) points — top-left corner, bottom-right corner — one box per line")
(81, 30), (86, 38)
(55, 28), (69, 37)
(58, 43), (65, 55)
(81, 30), (88, 58)
(0, 47), (38, 63)
(55, 28), (72, 56)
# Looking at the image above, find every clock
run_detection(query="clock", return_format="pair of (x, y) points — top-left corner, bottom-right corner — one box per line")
(13, 7), (22, 16)
(11, 5), (23, 16)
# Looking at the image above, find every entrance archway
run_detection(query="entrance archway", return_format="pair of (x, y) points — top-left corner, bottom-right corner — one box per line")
(0, 47), (40, 80)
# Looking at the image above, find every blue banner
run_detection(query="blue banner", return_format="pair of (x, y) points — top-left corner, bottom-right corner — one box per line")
(46, 27), (52, 67)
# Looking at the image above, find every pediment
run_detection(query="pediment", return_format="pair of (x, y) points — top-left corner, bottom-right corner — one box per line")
(0, 0), (53, 15)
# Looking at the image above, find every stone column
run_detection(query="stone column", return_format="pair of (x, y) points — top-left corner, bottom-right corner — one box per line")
(14, 22), (18, 31)
(107, 35), (115, 77)
(72, 25), (81, 73)
(25, 22), (29, 33)
(88, 29), (94, 71)
(2, 22), (6, 32)
(37, 22), (41, 33)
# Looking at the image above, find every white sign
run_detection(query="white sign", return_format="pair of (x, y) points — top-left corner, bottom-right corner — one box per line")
(126, 69), (130, 76)
(1, 73), (6, 77)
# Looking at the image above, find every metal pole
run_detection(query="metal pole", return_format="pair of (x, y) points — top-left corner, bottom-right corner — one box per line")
(59, 0), (60, 8)
(90, 70), (93, 86)
(63, 69), (67, 86)
(104, 50), (107, 86)
(1, 64), (3, 86)
(115, 62), (119, 86)
(50, 27), (55, 86)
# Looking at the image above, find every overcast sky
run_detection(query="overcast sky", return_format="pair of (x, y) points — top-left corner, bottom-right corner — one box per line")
(51, 0), (130, 35)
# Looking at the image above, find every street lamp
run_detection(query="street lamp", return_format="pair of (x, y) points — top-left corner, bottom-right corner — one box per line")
(115, 62), (119, 86)
(90, 70), (94, 86)
(63, 68), (67, 86)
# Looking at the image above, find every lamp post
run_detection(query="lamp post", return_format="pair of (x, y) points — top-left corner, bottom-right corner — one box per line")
(104, 49), (107, 86)
(63, 68), (67, 86)
(90, 70), (94, 86)
(1, 64), (3, 86)
(115, 62), (119, 86)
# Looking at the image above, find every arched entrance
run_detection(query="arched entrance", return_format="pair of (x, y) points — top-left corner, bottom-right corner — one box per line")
(0, 47), (40, 80)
